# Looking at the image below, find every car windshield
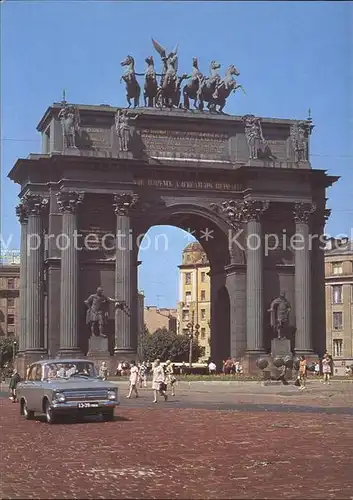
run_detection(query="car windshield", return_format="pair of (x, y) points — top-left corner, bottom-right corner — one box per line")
(43, 362), (98, 380)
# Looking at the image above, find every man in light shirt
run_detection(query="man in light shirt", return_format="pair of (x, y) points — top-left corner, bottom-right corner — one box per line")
(208, 361), (217, 375)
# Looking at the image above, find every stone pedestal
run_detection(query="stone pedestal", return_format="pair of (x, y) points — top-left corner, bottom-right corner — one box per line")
(271, 337), (291, 358)
(87, 335), (109, 355)
(64, 147), (80, 156)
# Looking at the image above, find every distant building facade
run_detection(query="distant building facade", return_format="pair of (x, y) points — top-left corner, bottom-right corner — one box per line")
(144, 306), (177, 334)
(0, 264), (20, 339)
(177, 242), (211, 359)
(325, 238), (353, 372)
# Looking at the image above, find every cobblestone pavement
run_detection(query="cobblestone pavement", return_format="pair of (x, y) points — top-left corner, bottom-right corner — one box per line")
(1, 381), (353, 499)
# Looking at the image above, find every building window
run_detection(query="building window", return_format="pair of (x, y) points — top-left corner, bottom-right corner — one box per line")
(200, 290), (206, 301)
(185, 292), (191, 305)
(332, 262), (343, 275)
(201, 309), (206, 320)
(7, 298), (15, 308)
(332, 285), (343, 304)
(201, 272), (206, 283)
(7, 278), (15, 289)
(182, 310), (189, 321)
(7, 315), (15, 325)
(333, 311), (343, 330)
(185, 273), (191, 285)
(333, 339), (343, 357)
(200, 327), (206, 339)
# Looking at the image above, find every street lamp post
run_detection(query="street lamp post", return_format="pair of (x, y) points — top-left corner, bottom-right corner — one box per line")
(187, 311), (200, 367)
(13, 340), (17, 366)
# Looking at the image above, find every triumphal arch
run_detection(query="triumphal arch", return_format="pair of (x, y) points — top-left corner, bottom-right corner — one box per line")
(9, 39), (338, 373)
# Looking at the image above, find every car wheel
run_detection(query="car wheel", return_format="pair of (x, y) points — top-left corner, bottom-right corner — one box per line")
(44, 400), (56, 424)
(22, 400), (34, 420)
(102, 409), (114, 422)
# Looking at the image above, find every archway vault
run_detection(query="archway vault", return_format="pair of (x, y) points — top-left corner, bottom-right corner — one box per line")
(135, 201), (245, 269)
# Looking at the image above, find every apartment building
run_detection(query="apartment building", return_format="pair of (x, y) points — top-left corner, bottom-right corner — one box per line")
(177, 242), (211, 359)
(325, 237), (353, 371)
(0, 264), (20, 338)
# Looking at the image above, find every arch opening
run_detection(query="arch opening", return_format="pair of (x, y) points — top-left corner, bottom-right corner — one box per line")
(136, 206), (233, 363)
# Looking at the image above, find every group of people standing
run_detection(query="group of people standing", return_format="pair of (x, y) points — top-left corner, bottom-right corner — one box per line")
(124, 359), (177, 403)
(297, 351), (334, 389)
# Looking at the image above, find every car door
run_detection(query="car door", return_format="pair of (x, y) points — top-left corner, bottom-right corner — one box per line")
(20, 365), (37, 411)
(32, 364), (44, 412)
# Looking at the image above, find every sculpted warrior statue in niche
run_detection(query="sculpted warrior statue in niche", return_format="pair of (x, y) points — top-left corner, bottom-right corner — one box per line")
(84, 286), (122, 338)
(58, 93), (80, 149)
(115, 109), (139, 152)
(268, 292), (291, 339)
(290, 120), (313, 162)
(242, 114), (266, 159)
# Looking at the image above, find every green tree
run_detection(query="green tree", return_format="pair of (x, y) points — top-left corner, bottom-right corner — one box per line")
(139, 327), (203, 362)
(0, 337), (18, 369)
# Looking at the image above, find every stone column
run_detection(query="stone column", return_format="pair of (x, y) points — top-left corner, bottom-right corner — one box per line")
(294, 202), (316, 353)
(15, 203), (29, 352)
(113, 193), (139, 356)
(244, 200), (269, 352)
(57, 191), (84, 356)
(23, 194), (48, 353)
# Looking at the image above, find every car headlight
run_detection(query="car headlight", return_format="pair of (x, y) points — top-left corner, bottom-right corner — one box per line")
(107, 390), (117, 400)
(54, 392), (66, 403)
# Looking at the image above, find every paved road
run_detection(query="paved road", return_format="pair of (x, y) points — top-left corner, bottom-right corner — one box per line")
(2, 380), (353, 499)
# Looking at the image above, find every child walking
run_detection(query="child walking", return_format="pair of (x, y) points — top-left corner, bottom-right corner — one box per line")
(322, 354), (331, 384)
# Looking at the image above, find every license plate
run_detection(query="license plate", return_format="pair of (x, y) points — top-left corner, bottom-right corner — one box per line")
(77, 402), (99, 408)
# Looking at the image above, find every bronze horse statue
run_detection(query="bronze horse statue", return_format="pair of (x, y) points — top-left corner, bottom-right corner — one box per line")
(183, 58), (204, 110)
(120, 55), (141, 108)
(212, 64), (246, 113)
(197, 60), (222, 111)
(143, 56), (158, 107)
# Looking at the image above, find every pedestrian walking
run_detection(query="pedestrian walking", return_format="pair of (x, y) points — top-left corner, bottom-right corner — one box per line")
(165, 360), (176, 396)
(99, 361), (109, 380)
(322, 354), (331, 384)
(139, 361), (148, 388)
(298, 355), (307, 390)
(152, 359), (167, 403)
(126, 361), (139, 398)
(9, 369), (21, 402)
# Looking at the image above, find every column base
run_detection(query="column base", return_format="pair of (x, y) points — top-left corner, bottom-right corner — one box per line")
(113, 349), (137, 362)
(57, 349), (83, 359)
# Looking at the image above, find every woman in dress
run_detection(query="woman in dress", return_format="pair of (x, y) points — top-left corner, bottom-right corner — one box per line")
(322, 354), (331, 384)
(165, 360), (176, 396)
(152, 359), (167, 403)
(298, 355), (307, 390)
(126, 361), (139, 398)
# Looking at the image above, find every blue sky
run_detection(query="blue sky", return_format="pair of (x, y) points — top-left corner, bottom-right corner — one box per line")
(1, 1), (352, 307)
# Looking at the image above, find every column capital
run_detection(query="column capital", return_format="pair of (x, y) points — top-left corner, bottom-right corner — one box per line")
(210, 199), (269, 229)
(15, 202), (29, 224)
(113, 193), (139, 216)
(293, 202), (316, 224)
(22, 193), (49, 216)
(210, 199), (244, 231)
(57, 191), (84, 214)
(242, 199), (269, 223)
